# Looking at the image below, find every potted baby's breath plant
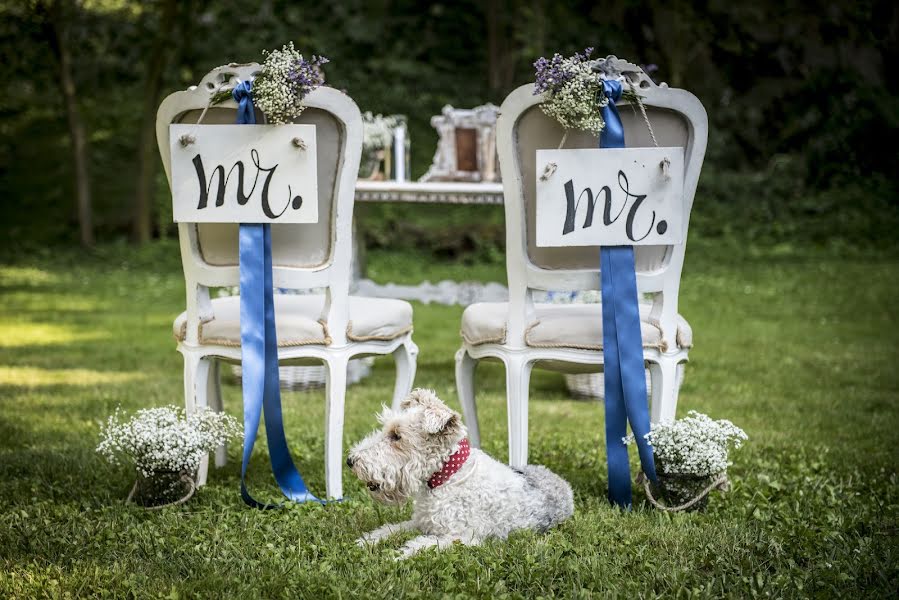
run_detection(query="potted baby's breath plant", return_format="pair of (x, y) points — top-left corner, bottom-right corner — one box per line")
(627, 411), (747, 512)
(97, 406), (241, 509)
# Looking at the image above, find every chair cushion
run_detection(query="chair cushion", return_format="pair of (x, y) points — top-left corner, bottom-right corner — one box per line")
(460, 302), (692, 352)
(174, 295), (413, 347)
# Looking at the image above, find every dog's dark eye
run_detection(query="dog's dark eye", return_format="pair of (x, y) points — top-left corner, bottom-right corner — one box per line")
(388, 431), (401, 442)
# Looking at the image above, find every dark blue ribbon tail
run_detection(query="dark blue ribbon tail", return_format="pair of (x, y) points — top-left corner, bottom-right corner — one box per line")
(234, 86), (322, 507)
(599, 79), (658, 508)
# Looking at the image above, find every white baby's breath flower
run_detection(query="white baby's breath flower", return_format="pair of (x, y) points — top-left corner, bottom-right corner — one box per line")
(625, 411), (748, 476)
(97, 406), (242, 476)
(534, 49), (606, 134)
(541, 62), (606, 134)
(253, 42), (328, 125)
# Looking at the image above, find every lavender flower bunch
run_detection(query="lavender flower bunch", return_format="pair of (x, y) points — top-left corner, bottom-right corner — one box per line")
(253, 42), (329, 124)
(533, 47), (607, 134)
(97, 406), (242, 477)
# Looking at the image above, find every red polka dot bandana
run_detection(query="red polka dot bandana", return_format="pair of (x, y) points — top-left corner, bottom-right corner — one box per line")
(427, 438), (470, 489)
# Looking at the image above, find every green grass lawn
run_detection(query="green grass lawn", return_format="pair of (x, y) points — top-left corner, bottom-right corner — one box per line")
(0, 239), (897, 598)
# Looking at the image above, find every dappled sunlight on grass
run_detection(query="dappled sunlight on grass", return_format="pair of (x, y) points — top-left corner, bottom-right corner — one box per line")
(0, 320), (109, 348)
(0, 366), (147, 387)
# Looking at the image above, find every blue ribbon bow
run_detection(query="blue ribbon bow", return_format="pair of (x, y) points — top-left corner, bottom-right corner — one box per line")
(598, 79), (658, 508)
(233, 82), (322, 507)
(232, 80), (256, 125)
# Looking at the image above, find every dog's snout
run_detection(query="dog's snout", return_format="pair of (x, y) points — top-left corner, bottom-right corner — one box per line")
(346, 456), (355, 468)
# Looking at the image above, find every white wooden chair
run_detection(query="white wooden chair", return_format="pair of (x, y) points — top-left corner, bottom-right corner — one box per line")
(455, 59), (707, 467)
(156, 64), (418, 499)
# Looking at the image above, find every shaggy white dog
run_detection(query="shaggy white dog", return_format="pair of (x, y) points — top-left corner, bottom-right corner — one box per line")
(347, 389), (574, 559)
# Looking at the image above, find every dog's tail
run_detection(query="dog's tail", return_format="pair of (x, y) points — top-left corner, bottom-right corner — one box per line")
(518, 464), (575, 530)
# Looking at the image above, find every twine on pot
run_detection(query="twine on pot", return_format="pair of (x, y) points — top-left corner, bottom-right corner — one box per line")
(636, 471), (730, 512)
(126, 472), (196, 510)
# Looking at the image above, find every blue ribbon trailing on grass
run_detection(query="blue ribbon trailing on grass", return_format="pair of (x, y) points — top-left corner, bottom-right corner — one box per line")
(598, 79), (658, 508)
(233, 80), (322, 508)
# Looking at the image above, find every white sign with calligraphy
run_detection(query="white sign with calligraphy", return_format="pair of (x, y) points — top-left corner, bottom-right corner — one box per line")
(170, 124), (318, 223)
(535, 147), (685, 247)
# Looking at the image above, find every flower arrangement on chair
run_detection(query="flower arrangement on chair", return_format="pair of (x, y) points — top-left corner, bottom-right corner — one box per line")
(97, 406), (242, 508)
(210, 42), (328, 123)
(251, 43), (328, 124)
(533, 47), (641, 137)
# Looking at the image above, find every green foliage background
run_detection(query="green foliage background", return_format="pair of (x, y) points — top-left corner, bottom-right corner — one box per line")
(1, 0), (897, 251)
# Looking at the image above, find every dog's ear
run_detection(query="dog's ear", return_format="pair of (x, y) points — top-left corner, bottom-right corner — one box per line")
(376, 404), (396, 425)
(400, 388), (442, 411)
(422, 406), (462, 437)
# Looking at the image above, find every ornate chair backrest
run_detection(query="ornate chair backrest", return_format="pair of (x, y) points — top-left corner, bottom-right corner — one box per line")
(496, 57), (708, 349)
(156, 64), (363, 345)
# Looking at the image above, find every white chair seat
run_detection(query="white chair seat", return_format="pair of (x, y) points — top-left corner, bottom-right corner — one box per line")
(461, 302), (692, 352)
(174, 294), (413, 347)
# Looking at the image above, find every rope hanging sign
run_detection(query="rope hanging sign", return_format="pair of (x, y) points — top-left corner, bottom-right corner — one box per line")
(169, 123), (318, 224)
(535, 145), (685, 248)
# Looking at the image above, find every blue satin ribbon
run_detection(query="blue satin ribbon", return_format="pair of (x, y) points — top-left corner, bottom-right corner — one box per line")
(232, 80), (256, 126)
(599, 79), (658, 508)
(234, 82), (321, 508)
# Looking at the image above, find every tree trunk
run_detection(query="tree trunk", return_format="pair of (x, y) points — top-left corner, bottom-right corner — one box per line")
(47, 0), (93, 247)
(132, 0), (179, 243)
(486, 0), (514, 94)
(532, 0), (545, 60)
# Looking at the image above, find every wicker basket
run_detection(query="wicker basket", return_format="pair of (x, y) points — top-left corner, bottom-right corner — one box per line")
(230, 357), (374, 392)
(564, 364), (685, 400)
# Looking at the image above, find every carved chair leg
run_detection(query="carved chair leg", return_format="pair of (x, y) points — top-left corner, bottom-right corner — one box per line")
(206, 359), (228, 468)
(324, 355), (349, 500)
(504, 355), (533, 468)
(649, 358), (681, 423)
(183, 352), (212, 486)
(391, 340), (418, 411)
(455, 348), (481, 448)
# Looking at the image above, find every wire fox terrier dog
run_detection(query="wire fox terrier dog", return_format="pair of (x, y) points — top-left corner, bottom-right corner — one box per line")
(347, 389), (574, 559)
